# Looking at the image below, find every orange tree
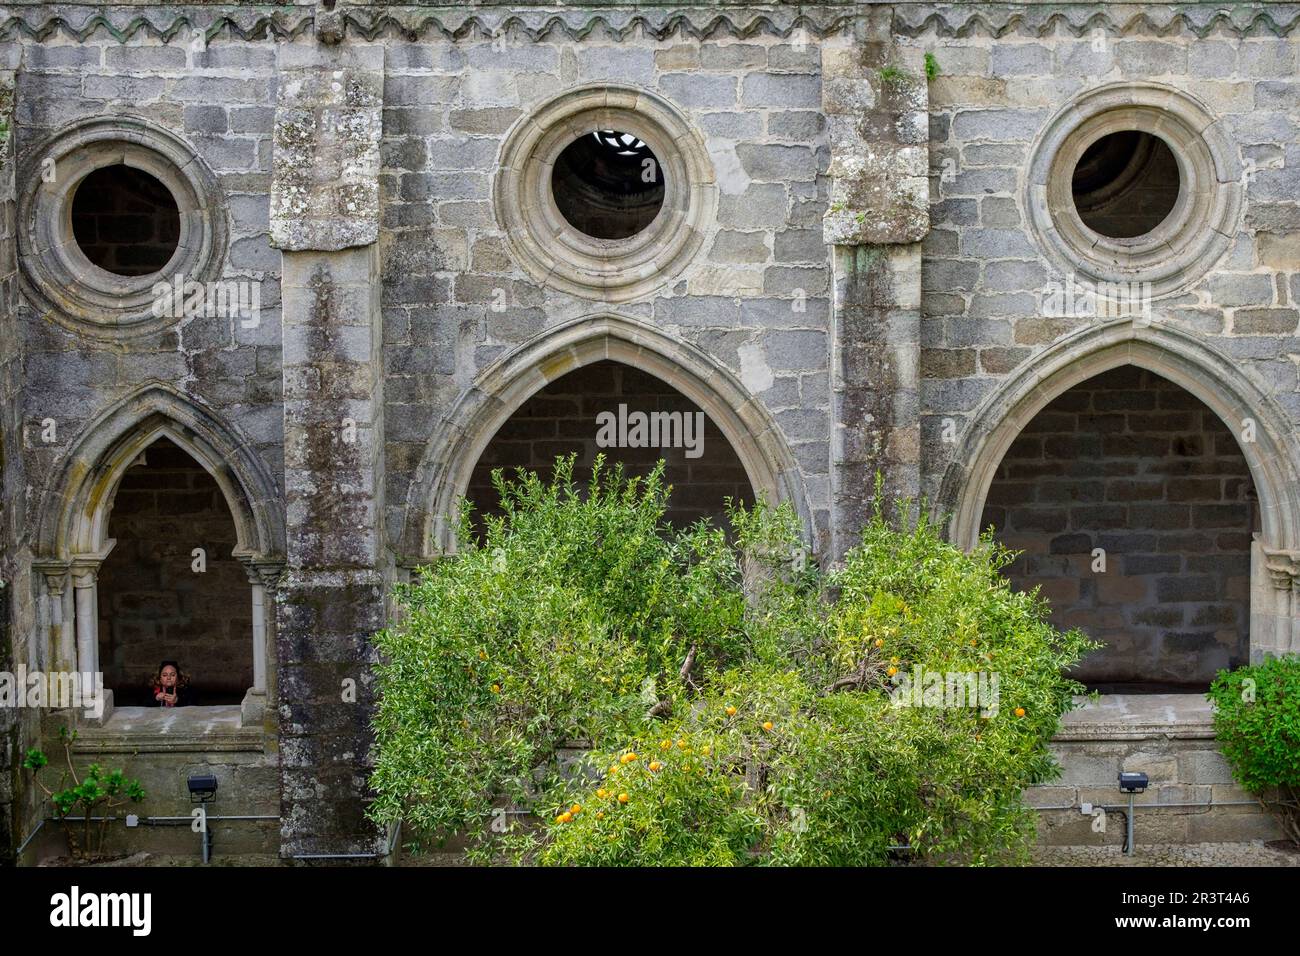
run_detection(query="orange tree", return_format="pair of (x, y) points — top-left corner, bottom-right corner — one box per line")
(367, 459), (1096, 865)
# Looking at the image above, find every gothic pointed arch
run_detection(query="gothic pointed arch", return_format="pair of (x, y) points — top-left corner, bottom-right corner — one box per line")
(36, 382), (284, 563)
(940, 319), (1300, 558)
(399, 314), (811, 559)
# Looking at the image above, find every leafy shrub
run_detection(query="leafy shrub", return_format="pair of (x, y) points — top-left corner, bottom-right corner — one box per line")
(368, 457), (745, 858)
(1207, 655), (1300, 844)
(369, 459), (1096, 865)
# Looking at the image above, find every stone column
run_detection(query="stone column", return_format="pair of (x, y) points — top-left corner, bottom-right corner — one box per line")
(36, 565), (73, 673)
(1292, 577), (1299, 656)
(822, 17), (930, 561)
(237, 558), (283, 726)
(1261, 548), (1299, 659)
(68, 563), (110, 722)
(0, 61), (22, 865)
(70, 569), (96, 677)
(270, 40), (389, 859)
(250, 580), (267, 694)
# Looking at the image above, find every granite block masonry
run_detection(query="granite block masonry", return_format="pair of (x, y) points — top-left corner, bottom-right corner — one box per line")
(272, 41), (390, 858)
(1, 2), (1298, 859)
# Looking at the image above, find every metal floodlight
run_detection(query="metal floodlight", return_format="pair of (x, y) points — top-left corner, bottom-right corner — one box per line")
(1118, 771), (1148, 794)
(188, 773), (219, 801)
(1118, 771), (1148, 858)
(187, 773), (219, 863)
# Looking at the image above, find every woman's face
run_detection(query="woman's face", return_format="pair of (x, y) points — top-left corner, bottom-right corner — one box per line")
(160, 666), (178, 689)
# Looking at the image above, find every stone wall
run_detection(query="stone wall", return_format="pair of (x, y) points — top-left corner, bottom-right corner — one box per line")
(0, 3), (1297, 859)
(0, 58), (25, 867)
(911, 24), (1300, 504)
(14, 28), (284, 511)
(982, 367), (1255, 688)
(19, 708), (279, 862)
(1026, 695), (1282, 847)
(377, 25), (836, 554)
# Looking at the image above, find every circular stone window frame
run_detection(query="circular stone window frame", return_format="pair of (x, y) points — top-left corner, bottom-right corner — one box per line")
(18, 116), (228, 341)
(1027, 83), (1242, 298)
(494, 85), (717, 303)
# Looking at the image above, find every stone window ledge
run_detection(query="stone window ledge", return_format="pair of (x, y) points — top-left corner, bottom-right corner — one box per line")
(68, 705), (266, 754)
(1054, 693), (1215, 743)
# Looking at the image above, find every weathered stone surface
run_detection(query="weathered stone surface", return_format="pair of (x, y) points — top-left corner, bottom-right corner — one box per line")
(270, 44), (384, 252)
(3, 2), (1299, 864)
(822, 34), (929, 246)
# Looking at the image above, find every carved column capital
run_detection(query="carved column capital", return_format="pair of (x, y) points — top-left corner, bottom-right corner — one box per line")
(34, 560), (71, 595)
(1262, 549), (1300, 590)
(239, 555), (286, 591)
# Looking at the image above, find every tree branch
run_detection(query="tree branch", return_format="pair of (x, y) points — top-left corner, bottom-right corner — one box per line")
(679, 643), (700, 694)
(826, 656), (871, 694)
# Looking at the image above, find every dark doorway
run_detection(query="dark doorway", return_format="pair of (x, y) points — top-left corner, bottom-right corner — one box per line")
(981, 367), (1254, 691)
(468, 360), (754, 535)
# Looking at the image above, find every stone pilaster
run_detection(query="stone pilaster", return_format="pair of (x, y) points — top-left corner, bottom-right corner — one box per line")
(0, 58), (28, 866)
(271, 39), (389, 859)
(822, 14), (929, 561)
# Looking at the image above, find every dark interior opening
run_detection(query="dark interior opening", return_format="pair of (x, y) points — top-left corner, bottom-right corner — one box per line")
(980, 367), (1255, 693)
(551, 130), (666, 240)
(71, 164), (180, 276)
(97, 437), (252, 706)
(1071, 131), (1180, 239)
(468, 359), (753, 538)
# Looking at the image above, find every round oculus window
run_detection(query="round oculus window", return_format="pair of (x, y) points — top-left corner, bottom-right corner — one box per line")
(550, 130), (666, 240)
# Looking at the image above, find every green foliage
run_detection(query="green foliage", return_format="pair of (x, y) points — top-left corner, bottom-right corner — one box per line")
(1207, 655), (1300, 843)
(21, 748), (48, 772)
(24, 727), (147, 860)
(368, 456), (746, 860)
(924, 52), (941, 80)
(878, 65), (904, 85)
(370, 460), (1096, 865)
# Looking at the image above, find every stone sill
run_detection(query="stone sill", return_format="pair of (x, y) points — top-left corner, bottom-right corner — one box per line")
(1053, 693), (1215, 743)
(67, 705), (267, 754)
(53, 695), (1215, 754)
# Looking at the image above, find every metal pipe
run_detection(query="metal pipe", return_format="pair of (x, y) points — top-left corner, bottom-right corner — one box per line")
(141, 814), (279, 821)
(1126, 792), (1136, 857)
(199, 806), (210, 864)
(1029, 800), (1258, 811)
(1094, 800), (1257, 810)
(50, 814), (279, 822)
(16, 819), (45, 856)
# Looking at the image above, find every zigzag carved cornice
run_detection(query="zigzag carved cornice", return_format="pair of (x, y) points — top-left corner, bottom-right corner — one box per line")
(0, 4), (1296, 44)
(893, 3), (1300, 39)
